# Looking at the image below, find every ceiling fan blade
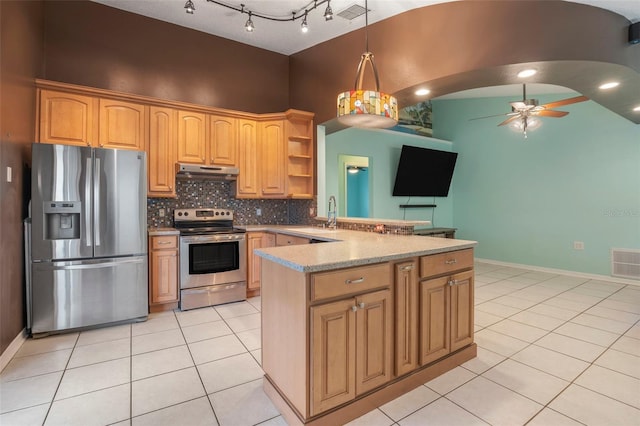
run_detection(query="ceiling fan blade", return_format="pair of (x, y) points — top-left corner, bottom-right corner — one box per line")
(469, 112), (518, 121)
(498, 115), (522, 126)
(540, 95), (589, 109)
(535, 110), (569, 118)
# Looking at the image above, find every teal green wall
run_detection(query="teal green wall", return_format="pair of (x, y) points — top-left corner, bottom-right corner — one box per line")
(325, 128), (455, 226)
(433, 95), (640, 276)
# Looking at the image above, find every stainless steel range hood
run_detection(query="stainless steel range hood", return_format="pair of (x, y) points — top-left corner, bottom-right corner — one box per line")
(176, 163), (239, 180)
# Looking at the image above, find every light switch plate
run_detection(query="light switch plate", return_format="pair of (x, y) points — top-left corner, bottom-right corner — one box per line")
(6, 166), (12, 183)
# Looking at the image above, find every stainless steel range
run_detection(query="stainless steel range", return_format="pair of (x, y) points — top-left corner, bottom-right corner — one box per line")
(174, 208), (246, 310)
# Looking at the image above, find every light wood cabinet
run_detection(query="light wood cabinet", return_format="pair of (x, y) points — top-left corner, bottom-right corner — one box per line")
(208, 114), (238, 166)
(419, 249), (474, 365)
(38, 90), (97, 146)
(260, 120), (286, 197)
(98, 99), (146, 150)
(246, 231), (275, 297)
(394, 259), (419, 376)
(177, 110), (206, 164)
(148, 106), (177, 197)
(275, 233), (310, 246)
(236, 119), (259, 197)
(311, 287), (392, 415)
(285, 110), (315, 199)
(148, 235), (179, 312)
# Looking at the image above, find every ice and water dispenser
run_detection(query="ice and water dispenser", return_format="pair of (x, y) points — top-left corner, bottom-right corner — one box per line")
(44, 202), (81, 240)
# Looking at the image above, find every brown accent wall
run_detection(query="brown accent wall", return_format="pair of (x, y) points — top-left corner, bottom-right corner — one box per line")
(0, 1), (44, 354)
(289, 0), (639, 124)
(43, 1), (289, 113)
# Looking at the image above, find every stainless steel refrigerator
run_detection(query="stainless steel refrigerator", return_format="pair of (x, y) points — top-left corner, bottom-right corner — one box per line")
(28, 143), (148, 335)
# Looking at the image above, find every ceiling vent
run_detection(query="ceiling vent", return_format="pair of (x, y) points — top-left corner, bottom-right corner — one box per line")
(337, 4), (367, 21)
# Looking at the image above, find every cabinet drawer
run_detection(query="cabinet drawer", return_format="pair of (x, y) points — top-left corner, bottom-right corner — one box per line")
(420, 249), (473, 278)
(150, 235), (178, 250)
(276, 233), (310, 246)
(311, 263), (391, 302)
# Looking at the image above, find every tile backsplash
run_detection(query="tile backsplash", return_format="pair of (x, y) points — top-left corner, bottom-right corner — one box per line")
(147, 179), (316, 228)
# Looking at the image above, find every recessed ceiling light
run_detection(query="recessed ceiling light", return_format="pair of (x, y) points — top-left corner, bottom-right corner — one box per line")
(415, 88), (430, 96)
(599, 81), (620, 90)
(517, 69), (537, 78)
(633, 106), (640, 112)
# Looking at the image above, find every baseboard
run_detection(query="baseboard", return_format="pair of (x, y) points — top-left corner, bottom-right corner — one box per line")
(0, 328), (27, 372)
(475, 258), (640, 287)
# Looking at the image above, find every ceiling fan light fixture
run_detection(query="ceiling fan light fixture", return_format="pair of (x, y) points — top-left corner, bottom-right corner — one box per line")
(517, 69), (537, 78)
(336, 0), (398, 129)
(633, 105), (640, 112)
(415, 88), (430, 96)
(599, 81), (620, 90)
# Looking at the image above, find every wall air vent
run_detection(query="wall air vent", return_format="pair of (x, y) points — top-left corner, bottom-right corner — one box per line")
(611, 248), (640, 280)
(337, 4), (367, 20)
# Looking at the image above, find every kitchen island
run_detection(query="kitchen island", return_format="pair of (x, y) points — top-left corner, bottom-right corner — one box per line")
(256, 228), (478, 425)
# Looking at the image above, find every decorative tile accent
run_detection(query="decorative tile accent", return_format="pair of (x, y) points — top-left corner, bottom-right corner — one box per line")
(147, 179), (316, 228)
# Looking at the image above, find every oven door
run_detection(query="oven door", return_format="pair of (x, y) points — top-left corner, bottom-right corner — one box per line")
(179, 234), (246, 290)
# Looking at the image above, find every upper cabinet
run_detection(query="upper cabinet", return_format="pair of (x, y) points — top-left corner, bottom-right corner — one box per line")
(35, 80), (315, 200)
(177, 110), (207, 164)
(98, 99), (146, 150)
(38, 90), (96, 146)
(208, 114), (238, 167)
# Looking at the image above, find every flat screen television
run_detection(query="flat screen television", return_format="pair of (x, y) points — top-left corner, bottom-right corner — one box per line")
(392, 145), (458, 197)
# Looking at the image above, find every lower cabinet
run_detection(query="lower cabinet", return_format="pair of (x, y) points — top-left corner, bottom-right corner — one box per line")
(148, 235), (179, 312)
(311, 288), (392, 416)
(394, 260), (419, 376)
(246, 232), (275, 297)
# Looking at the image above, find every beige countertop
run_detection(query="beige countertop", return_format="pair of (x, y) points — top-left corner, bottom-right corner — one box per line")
(148, 227), (179, 236)
(254, 226), (477, 273)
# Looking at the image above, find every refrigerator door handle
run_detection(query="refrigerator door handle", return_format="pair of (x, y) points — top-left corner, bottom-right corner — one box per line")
(49, 257), (145, 271)
(85, 157), (93, 247)
(94, 157), (101, 247)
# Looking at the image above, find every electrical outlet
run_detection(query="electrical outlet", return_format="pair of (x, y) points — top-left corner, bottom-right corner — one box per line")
(158, 208), (165, 218)
(573, 241), (585, 250)
(256, 208), (262, 216)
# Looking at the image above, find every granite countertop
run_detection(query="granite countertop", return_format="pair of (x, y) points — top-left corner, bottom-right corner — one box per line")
(254, 226), (477, 273)
(148, 227), (179, 236)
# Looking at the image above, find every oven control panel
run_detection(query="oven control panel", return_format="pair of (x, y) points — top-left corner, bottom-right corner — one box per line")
(174, 208), (233, 222)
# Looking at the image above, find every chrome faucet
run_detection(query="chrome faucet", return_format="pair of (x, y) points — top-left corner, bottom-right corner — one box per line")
(327, 195), (337, 229)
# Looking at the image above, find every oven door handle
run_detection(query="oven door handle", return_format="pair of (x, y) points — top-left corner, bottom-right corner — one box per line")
(180, 235), (245, 243)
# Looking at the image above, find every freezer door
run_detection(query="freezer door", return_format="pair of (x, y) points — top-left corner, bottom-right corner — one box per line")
(31, 143), (93, 261)
(30, 256), (148, 334)
(93, 148), (147, 257)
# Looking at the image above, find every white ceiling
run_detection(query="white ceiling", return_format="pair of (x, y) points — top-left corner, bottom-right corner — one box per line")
(93, 0), (640, 55)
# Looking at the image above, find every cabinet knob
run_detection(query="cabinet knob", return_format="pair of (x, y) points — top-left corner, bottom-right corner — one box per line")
(345, 277), (365, 284)
(448, 279), (459, 286)
(351, 305), (358, 312)
(400, 265), (414, 272)
(358, 302), (365, 309)
(445, 259), (457, 265)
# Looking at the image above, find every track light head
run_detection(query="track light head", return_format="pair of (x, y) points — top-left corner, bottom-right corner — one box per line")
(184, 0), (195, 14)
(301, 11), (309, 33)
(324, 1), (333, 21)
(245, 12), (255, 32)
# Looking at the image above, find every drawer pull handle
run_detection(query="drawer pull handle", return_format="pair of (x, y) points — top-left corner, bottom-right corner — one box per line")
(448, 279), (459, 286)
(445, 259), (457, 265)
(358, 302), (365, 309)
(345, 277), (365, 284)
(400, 265), (414, 271)
(351, 305), (358, 312)
(157, 241), (172, 245)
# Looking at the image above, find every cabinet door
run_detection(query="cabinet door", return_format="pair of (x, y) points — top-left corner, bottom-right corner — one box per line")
(98, 99), (146, 150)
(450, 270), (474, 352)
(236, 119), (259, 197)
(177, 110), (206, 164)
(311, 298), (357, 416)
(148, 106), (176, 196)
(208, 115), (237, 166)
(150, 249), (178, 304)
(247, 233), (263, 292)
(39, 90), (95, 146)
(259, 120), (286, 197)
(420, 276), (451, 365)
(355, 289), (393, 395)
(395, 261), (418, 376)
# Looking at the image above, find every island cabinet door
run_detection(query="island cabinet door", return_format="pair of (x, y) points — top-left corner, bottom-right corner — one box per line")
(419, 276), (451, 365)
(355, 289), (393, 395)
(310, 298), (357, 416)
(450, 270), (474, 352)
(394, 260), (419, 377)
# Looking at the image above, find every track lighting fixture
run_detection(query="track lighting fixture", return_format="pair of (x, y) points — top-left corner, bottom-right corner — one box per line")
(245, 11), (254, 32)
(301, 11), (309, 33)
(184, 0), (195, 14)
(324, 1), (333, 21)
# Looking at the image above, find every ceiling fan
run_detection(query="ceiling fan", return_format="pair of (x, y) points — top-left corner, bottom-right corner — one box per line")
(471, 84), (589, 138)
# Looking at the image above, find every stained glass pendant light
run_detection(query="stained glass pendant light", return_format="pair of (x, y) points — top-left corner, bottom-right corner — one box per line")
(336, 0), (398, 128)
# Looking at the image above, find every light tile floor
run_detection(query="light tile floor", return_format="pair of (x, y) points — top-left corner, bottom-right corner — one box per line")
(1, 262), (639, 425)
